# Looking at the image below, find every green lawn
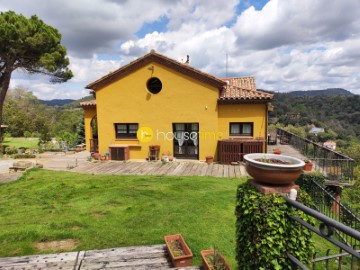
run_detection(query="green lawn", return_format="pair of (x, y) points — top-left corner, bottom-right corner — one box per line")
(2, 137), (39, 149)
(0, 169), (244, 268)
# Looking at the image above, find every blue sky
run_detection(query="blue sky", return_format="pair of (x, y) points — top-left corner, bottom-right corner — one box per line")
(1, 0), (359, 99)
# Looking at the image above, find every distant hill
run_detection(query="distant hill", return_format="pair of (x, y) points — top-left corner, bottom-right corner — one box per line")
(39, 99), (75, 106)
(39, 95), (95, 108)
(287, 88), (354, 97)
(62, 95), (94, 109)
(268, 90), (360, 139)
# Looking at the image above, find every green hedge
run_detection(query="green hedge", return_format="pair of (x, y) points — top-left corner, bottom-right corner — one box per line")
(296, 173), (325, 193)
(235, 183), (315, 269)
(13, 154), (36, 159)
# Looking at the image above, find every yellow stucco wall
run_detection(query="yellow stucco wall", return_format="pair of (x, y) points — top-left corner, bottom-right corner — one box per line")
(95, 61), (220, 160)
(83, 107), (97, 152)
(84, 61), (269, 160)
(218, 103), (268, 151)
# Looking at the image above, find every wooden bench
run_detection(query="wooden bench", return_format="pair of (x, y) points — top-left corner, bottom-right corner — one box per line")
(9, 166), (27, 173)
(9, 161), (33, 173)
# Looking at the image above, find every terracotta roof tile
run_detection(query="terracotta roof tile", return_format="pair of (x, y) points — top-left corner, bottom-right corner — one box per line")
(84, 51), (272, 103)
(80, 100), (96, 107)
(222, 77), (257, 91)
(219, 85), (273, 101)
(86, 50), (226, 91)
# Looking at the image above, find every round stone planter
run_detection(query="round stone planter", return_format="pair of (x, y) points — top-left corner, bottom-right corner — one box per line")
(244, 153), (305, 185)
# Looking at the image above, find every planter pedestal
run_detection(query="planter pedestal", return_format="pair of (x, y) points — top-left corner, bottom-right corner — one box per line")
(248, 179), (299, 195)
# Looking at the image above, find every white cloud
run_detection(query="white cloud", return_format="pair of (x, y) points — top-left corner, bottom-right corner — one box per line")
(233, 0), (360, 50)
(0, 0), (171, 57)
(69, 55), (120, 84)
(9, 55), (120, 100)
(2, 0), (360, 99)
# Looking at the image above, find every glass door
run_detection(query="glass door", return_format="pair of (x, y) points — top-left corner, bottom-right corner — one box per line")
(173, 123), (199, 159)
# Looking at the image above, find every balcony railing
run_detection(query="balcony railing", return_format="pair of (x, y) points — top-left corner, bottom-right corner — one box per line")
(284, 196), (360, 269)
(276, 128), (355, 183)
(304, 178), (360, 245)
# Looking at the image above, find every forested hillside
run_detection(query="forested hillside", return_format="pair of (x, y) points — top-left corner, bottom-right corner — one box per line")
(2, 87), (84, 146)
(286, 88), (354, 97)
(269, 90), (360, 216)
(39, 99), (75, 106)
(269, 92), (360, 141)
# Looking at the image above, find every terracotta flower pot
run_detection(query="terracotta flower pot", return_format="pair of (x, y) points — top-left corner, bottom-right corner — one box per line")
(304, 162), (313, 171)
(244, 153), (305, 185)
(273, 148), (281, 155)
(164, 234), (193, 267)
(91, 152), (100, 160)
(206, 156), (214, 164)
(201, 249), (231, 270)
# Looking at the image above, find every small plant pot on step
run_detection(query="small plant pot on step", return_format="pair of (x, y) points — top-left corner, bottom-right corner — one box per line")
(304, 162), (313, 171)
(164, 234), (193, 267)
(91, 152), (100, 160)
(206, 156), (214, 164)
(201, 249), (231, 270)
(273, 148), (281, 155)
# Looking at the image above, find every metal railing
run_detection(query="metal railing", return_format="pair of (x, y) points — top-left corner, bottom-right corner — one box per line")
(276, 128), (355, 182)
(284, 196), (360, 269)
(305, 179), (360, 245)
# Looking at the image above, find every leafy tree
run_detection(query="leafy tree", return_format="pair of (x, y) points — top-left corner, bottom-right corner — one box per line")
(3, 87), (53, 136)
(52, 109), (83, 135)
(317, 129), (338, 143)
(0, 11), (73, 139)
(77, 118), (85, 144)
(57, 131), (78, 148)
(282, 124), (307, 138)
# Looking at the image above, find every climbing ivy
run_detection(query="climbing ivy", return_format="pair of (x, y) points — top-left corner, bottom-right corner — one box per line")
(296, 172), (326, 193)
(235, 183), (315, 269)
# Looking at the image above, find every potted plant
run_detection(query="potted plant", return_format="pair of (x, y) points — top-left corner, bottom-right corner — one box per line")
(272, 148), (281, 155)
(91, 152), (100, 160)
(243, 153), (305, 185)
(164, 234), (193, 267)
(303, 159), (313, 171)
(206, 156), (214, 164)
(201, 247), (231, 270)
(168, 151), (174, 162)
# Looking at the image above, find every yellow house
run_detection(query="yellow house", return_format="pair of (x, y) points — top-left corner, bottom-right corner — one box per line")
(81, 50), (273, 162)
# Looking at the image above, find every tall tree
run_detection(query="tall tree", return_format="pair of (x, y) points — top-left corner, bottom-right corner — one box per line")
(0, 11), (73, 138)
